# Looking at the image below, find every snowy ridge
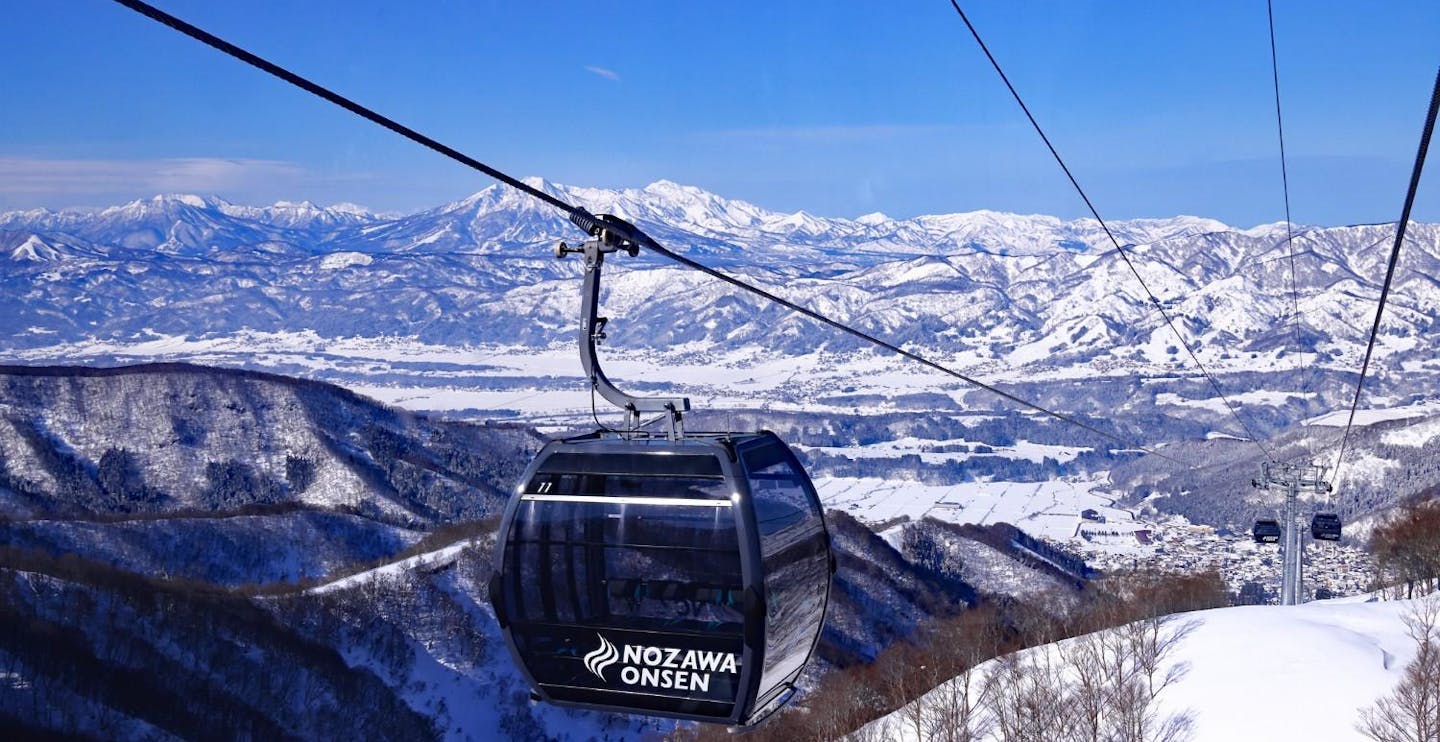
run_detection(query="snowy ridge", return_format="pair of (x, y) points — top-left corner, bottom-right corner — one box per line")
(306, 540), (472, 595)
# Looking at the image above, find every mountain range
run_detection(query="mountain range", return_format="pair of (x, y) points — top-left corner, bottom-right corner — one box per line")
(4, 179), (1439, 471)
(3, 180), (1433, 373)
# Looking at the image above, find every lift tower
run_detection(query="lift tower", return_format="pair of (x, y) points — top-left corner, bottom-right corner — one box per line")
(1252, 462), (1332, 605)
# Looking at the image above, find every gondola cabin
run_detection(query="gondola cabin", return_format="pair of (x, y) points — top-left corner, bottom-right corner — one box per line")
(1252, 518), (1282, 544)
(490, 431), (833, 726)
(1311, 512), (1342, 541)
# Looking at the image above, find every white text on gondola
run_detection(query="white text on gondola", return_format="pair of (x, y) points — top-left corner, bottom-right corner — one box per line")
(609, 643), (738, 693)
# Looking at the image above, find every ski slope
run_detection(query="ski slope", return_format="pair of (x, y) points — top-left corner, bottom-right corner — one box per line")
(869, 594), (1427, 741)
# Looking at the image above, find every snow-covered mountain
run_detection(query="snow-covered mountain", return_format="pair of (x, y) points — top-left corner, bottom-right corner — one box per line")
(2, 180), (1437, 446)
(0, 363), (1114, 739)
(0, 363), (538, 527)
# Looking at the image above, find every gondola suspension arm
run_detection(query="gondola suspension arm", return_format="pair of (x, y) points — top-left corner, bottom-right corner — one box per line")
(557, 210), (690, 438)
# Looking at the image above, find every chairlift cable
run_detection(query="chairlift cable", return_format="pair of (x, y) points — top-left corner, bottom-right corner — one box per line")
(1293, 231), (1393, 404)
(944, 0), (1275, 459)
(108, 0), (578, 220)
(1265, 0), (1315, 464)
(1331, 67), (1440, 487)
(108, 0), (1189, 465)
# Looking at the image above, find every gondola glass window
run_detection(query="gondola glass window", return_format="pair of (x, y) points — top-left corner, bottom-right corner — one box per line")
(493, 433), (833, 725)
(742, 442), (828, 706)
(498, 449), (750, 719)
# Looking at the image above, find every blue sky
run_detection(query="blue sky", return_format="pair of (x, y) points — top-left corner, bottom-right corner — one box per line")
(3, 1), (1436, 226)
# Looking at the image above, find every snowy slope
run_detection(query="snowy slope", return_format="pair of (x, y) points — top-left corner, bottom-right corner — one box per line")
(869, 594), (1426, 741)
(306, 539), (471, 595)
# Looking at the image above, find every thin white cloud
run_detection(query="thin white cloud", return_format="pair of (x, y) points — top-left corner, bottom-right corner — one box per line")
(0, 156), (307, 197)
(702, 123), (962, 144)
(584, 65), (620, 82)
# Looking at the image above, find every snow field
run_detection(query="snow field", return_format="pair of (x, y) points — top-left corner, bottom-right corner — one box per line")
(870, 595), (1426, 741)
(816, 476), (1133, 542)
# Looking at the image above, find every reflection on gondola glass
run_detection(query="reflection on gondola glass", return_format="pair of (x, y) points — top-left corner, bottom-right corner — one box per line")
(743, 442), (829, 705)
(501, 456), (748, 710)
(493, 433), (832, 725)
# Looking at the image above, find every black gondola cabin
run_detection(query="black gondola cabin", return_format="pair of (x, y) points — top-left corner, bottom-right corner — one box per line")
(490, 431), (833, 726)
(1311, 512), (1342, 541)
(1252, 518), (1282, 543)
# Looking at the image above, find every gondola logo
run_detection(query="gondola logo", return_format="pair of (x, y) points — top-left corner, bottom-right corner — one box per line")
(584, 633), (738, 693)
(584, 634), (620, 682)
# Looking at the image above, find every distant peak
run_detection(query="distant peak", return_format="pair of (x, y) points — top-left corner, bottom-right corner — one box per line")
(9, 234), (61, 262)
(856, 211), (891, 225)
(645, 179), (698, 193)
(153, 194), (218, 208)
(327, 202), (375, 216)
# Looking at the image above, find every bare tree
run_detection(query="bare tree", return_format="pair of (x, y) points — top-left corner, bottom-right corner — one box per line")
(889, 643), (936, 742)
(1067, 631), (1108, 742)
(923, 670), (991, 742)
(805, 672), (867, 742)
(1101, 615), (1196, 742)
(1359, 597), (1440, 742)
(838, 714), (893, 742)
(1126, 616), (1197, 702)
(983, 650), (1073, 742)
(922, 608), (1002, 742)
(1371, 500), (1440, 599)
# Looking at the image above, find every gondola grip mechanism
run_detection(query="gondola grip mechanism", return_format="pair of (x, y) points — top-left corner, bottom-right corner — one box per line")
(557, 209), (690, 436)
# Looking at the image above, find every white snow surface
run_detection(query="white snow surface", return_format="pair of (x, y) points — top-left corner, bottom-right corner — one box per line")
(817, 475), (1129, 541)
(318, 251), (373, 270)
(1306, 401), (1440, 427)
(870, 594), (1427, 741)
(1381, 414), (1440, 448)
(306, 540), (471, 595)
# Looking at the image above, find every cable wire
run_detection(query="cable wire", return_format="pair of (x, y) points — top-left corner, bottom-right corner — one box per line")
(945, 0), (1275, 459)
(110, 0), (1189, 464)
(1265, 0), (1313, 465)
(1332, 67), (1440, 485)
(109, 0), (579, 221)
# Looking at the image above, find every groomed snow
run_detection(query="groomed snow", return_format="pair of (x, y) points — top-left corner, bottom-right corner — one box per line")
(870, 594), (1430, 741)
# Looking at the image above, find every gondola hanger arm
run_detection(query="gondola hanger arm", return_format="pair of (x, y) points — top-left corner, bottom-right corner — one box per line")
(557, 211), (690, 438)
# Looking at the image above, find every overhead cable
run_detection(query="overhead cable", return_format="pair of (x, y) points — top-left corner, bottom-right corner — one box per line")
(945, 0), (1275, 459)
(1266, 0), (1310, 440)
(109, 0), (1188, 464)
(1332, 67), (1440, 484)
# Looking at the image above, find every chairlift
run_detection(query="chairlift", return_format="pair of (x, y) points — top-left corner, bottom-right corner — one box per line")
(1252, 518), (1282, 544)
(490, 213), (833, 725)
(1310, 512), (1342, 542)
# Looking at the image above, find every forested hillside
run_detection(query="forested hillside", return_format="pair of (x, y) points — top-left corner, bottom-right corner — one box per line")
(0, 364), (1105, 739)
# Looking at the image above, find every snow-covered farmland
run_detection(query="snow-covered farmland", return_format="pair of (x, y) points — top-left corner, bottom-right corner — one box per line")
(816, 475), (1137, 542)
